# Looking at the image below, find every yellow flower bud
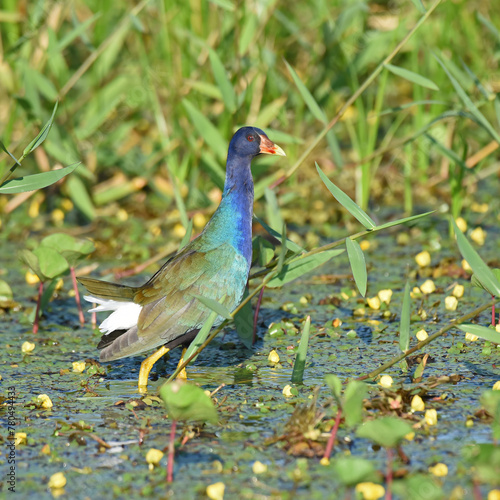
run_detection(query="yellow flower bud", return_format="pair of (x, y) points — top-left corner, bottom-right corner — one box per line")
(470, 227), (486, 246)
(366, 297), (381, 310)
(252, 461), (267, 474)
(146, 448), (164, 470)
(415, 250), (431, 267)
(37, 394), (53, 409)
(425, 409), (438, 426)
(207, 482), (225, 500)
(455, 217), (467, 232)
(48, 472), (66, 489)
(355, 482), (385, 500)
(420, 279), (436, 294)
(268, 350), (280, 363)
(379, 375), (393, 388)
(22, 341), (35, 354)
(411, 395), (425, 412)
(416, 329), (428, 341)
(428, 463), (448, 477)
(72, 361), (86, 373)
(377, 289), (393, 305)
(445, 296), (458, 311)
(452, 284), (465, 298)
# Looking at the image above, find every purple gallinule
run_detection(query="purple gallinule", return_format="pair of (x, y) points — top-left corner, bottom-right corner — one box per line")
(78, 127), (285, 391)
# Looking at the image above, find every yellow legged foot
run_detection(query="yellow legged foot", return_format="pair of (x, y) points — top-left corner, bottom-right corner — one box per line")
(138, 346), (170, 393)
(176, 348), (187, 380)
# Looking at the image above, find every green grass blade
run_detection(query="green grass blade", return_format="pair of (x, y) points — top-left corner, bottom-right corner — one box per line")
(346, 238), (367, 297)
(0, 162), (79, 194)
(264, 187), (283, 232)
(209, 49), (236, 113)
(267, 249), (344, 288)
(291, 315), (311, 384)
(276, 223), (287, 274)
(316, 163), (376, 230)
(399, 280), (410, 352)
(434, 54), (500, 144)
(374, 211), (434, 231)
(66, 175), (96, 220)
(233, 287), (253, 349)
(192, 294), (233, 320)
(178, 219), (193, 250)
(385, 63), (438, 90)
(452, 219), (500, 297)
(285, 60), (327, 123)
(22, 101), (58, 156)
(183, 309), (219, 363)
(409, 0), (426, 13)
(182, 99), (227, 160)
(457, 324), (500, 344)
(253, 215), (304, 253)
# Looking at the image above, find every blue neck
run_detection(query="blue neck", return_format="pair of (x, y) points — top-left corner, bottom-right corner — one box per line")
(203, 153), (254, 266)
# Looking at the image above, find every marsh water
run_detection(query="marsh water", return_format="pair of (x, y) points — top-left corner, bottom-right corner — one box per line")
(2, 212), (500, 499)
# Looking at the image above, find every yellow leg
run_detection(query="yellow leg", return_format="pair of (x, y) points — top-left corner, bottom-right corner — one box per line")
(138, 346), (170, 393)
(176, 347), (187, 380)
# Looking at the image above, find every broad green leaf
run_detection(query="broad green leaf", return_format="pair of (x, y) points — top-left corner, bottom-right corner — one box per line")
(452, 219), (500, 297)
(0, 279), (13, 301)
(285, 60), (326, 123)
(325, 374), (342, 402)
(343, 380), (367, 428)
(332, 457), (375, 486)
(209, 49), (236, 113)
(357, 417), (413, 448)
(472, 269), (500, 293)
(434, 54), (500, 144)
(23, 101), (58, 156)
(457, 324), (500, 344)
(253, 215), (304, 253)
(346, 238), (367, 297)
(385, 64), (438, 91)
(182, 99), (227, 160)
(19, 249), (42, 279)
(66, 175), (96, 221)
(233, 287), (254, 349)
(374, 211), (434, 231)
(316, 164), (376, 230)
(291, 316), (311, 384)
(183, 309), (219, 362)
(267, 249), (344, 288)
(0, 162), (79, 194)
(399, 280), (411, 352)
(31, 70), (59, 100)
(192, 294), (232, 320)
(40, 279), (59, 312)
(41, 233), (94, 267)
(159, 380), (218, 424)
(34, 247), (69, 280)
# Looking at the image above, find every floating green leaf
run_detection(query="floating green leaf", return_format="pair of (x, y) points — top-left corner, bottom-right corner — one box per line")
(332, 457), (376, 486)
(316, 164), (376, 230)
(357, 417), (413, 448)
(346, 238), (367, 297)
(452, 219), (500, 297)
(159, 380), (218, 424)
(0, 162), (80, 194)
(291, 316), (311, 384)
(399, 280), (411, 352)
(267, 249), (344, 288)
(385, 63), (438, 90)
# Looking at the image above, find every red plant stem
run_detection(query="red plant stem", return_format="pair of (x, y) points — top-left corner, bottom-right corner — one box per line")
(385, 447), (393, 500)
(33, 281), (44, 334)
(492, 296), (496, 326)
(71, 267), (85, 327)
(473, 480), (481, 500)
(167, 420), (177, 483)
(253, 286), (265, 345)
(323, 408), (342, 460)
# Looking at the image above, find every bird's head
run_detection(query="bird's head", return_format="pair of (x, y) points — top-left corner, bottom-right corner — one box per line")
(229, 127), (286, 158)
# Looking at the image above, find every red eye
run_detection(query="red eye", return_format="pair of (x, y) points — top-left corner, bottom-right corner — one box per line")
(247, 135), (254, 142)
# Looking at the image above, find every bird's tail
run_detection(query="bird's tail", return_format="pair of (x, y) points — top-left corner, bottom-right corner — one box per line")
(77, 276), (139, 301)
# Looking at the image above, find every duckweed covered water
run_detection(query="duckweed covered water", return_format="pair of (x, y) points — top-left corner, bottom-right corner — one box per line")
(2, 215), (500, 499)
